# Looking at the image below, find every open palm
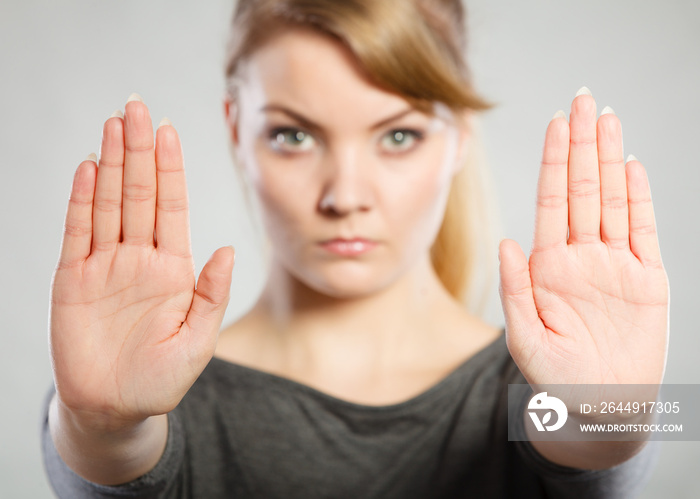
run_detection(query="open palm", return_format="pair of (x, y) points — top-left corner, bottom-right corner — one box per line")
(499, 89), (669, 388)
(50, 96), (235, 424)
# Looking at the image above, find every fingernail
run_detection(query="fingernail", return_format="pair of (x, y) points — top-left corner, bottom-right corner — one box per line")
(576, 86), (592, 97)
(127, 92), (143, 103)
(85, 153), (98, 163)
(552, 110), (567, 120)
(601, 106), (615, 116)
(158, 117), (172, 128)
(626, 154), (638, 163)
(110, 109), (124, 119)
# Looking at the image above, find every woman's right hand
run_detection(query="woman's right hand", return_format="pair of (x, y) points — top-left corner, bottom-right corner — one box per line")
(49, 94), (235, 430)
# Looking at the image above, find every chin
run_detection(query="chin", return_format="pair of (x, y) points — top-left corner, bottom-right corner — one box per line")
(297, 260), (399, 300)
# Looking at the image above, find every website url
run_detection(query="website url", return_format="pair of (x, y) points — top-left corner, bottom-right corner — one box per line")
(580, 423), (683, 433)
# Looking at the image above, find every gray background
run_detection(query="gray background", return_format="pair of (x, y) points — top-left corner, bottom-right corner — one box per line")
(1, 0), (697, 496)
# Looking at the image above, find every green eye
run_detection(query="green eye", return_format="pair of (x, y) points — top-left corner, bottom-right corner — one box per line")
(380, 129), (424, 153)
(269, 128), (315, 152)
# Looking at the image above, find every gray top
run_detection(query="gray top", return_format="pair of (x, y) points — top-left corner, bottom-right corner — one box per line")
(42, 331), (658, 498)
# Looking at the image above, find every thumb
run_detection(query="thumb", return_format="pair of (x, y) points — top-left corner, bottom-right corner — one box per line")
(183, 246), (235, 355)
(498, 239), (542, 349)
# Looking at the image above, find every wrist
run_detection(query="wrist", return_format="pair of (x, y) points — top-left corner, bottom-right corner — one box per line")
(522, 402), (654, 470)
(53, 391), (146, 434)
(49, 393), (169, 485)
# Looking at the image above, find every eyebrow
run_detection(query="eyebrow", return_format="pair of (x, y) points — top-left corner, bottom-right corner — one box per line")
(259, 104), (418, 132)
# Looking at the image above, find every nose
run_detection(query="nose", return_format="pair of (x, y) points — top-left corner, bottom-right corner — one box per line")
(318, 145), (373, 216)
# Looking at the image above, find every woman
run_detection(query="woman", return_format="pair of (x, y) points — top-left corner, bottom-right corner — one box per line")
(42, 0), (669, 497)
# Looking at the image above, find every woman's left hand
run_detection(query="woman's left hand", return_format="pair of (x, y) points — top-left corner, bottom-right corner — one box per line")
(498, 88), (669, 388)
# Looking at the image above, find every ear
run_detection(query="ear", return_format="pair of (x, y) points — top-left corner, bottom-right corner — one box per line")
(452, 109), (473, 175)
(223, 93), (240, 147)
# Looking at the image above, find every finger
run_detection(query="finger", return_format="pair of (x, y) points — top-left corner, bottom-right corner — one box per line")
(154, 119), (191, 257)
(597, 108), (629, 249)
(533, 111), (569, 252)
(567, 88), (601, 243)
(92, 111), (125, 251)
(58, 156), (97, 269)
(182, 246), (235, 361)
(498, 239), (543, 353)
(626, 157), (662, 267)
(122, 94), (157, 246)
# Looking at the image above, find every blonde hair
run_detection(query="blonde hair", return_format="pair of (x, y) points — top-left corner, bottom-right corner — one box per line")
(224, 0), (500, 316)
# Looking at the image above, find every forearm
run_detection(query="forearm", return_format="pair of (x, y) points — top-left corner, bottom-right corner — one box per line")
(48, 392), (169, 485)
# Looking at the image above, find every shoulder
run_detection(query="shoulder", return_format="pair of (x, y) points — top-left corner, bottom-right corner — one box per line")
(426, 299), (505, 373)
(214, 308), (268, 369)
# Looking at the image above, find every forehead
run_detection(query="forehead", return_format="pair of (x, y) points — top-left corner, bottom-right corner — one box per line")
(237, 27), (424, 128)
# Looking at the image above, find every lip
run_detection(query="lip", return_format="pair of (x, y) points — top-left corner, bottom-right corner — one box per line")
(318, 238), (378, 256)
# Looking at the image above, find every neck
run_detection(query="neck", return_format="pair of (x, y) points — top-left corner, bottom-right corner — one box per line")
(250, 252), (459, 371)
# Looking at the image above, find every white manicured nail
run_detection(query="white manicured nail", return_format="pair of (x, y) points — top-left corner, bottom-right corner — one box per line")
(85, 153), (98, 162)
(552, 110), (567, 120)
(626, 154), (638, 163)
(127, 93), (143, 103)
(576, 86), (592, 97)
(158, 117), (172, 128)
(601, 106), (615, 116)
(110, 109), (124, 119)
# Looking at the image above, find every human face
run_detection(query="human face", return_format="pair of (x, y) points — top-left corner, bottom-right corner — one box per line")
(225, 28), (469, 299)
